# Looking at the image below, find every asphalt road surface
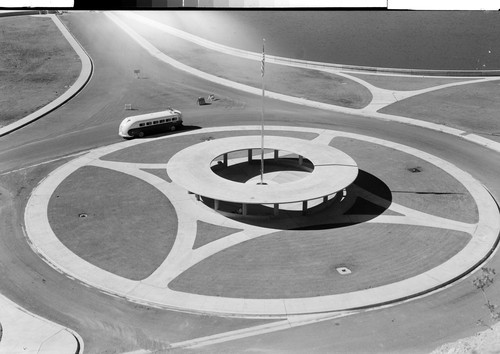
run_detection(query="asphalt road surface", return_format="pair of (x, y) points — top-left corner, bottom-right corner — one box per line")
(1, 12), (499, 353)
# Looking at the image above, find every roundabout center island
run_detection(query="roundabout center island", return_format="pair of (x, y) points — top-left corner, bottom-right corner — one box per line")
(167, 136), (359, 216)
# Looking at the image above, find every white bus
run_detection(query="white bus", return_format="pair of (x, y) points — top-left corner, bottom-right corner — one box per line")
(118, 108), (183, 138)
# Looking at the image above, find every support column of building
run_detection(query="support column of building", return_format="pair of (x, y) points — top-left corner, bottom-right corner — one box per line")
(299, 155), (303, 165)
(274, 150), (279, 160)
(223, 153), (228, 166)
(214, 199), (219, 210)
(242, 203), (248, 216)
(248, 149), (252, 163)
(302, 200), (308, 215)
(274, 203), (279, 216)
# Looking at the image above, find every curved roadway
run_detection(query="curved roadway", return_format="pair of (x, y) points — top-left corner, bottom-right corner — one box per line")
(1, 11), (500, 353)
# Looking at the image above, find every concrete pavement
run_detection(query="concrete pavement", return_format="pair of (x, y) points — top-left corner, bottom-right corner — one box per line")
(0, 290), (81, 354)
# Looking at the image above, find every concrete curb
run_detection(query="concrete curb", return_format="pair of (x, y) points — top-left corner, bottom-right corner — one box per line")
(0, 14), (93, 137)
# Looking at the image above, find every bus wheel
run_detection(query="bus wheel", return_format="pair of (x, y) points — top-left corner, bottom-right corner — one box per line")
(170, 126), (176, 131)
(138, 131), (144, 138)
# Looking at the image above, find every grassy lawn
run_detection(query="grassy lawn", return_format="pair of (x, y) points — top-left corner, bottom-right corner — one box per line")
(348, 72), (475, 91)
(122, 15), (372, 109)
(331, 137), (478, 223)
(169, 225), (470, 298)
(48, 166), (177, 280)
(379, 80), (500, 137)
(0, 15), (81, 126)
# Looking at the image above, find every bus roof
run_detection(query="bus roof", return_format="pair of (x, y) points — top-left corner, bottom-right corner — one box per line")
(123, 109), (181, 123)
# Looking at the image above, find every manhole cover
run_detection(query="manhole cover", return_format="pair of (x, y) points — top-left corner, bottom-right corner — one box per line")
(78, 213), (88, 218)
(336, 267), (352, 275)
(408, 167), (422, 173)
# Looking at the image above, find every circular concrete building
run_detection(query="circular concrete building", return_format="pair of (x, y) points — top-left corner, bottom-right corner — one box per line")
(167, 136), (358, 216)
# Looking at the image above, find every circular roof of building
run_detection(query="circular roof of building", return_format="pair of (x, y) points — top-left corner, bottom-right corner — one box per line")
(167, 136), (358, 205)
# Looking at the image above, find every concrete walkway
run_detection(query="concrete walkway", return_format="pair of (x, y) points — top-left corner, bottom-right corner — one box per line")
(0, 14), (93, 137)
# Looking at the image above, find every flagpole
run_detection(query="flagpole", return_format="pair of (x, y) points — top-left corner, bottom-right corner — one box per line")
(260, 38), (265, 185)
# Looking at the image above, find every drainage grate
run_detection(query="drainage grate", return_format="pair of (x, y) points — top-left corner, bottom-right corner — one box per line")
(78, 213), (88, 218)
(408, 167), (422, 173)
(336, 267), (352, 275)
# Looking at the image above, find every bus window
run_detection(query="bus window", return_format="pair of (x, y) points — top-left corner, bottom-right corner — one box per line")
(166, 119), (171, 122)
(146, 122), (152, 126)
(153, 121), (158, 124)
(172, 117), (177, 121)
(139, 123), (145, 127)
(159, 120), (165, 123)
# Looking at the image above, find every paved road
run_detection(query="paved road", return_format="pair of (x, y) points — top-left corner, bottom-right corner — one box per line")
(1, 12), (499, 353)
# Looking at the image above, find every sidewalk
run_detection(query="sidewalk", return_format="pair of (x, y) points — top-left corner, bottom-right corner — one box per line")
(0, 13), (93, 137)
(0, 292), (81, 354)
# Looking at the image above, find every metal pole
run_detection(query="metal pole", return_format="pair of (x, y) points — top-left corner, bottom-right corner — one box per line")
(260, 38), (265, 185)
